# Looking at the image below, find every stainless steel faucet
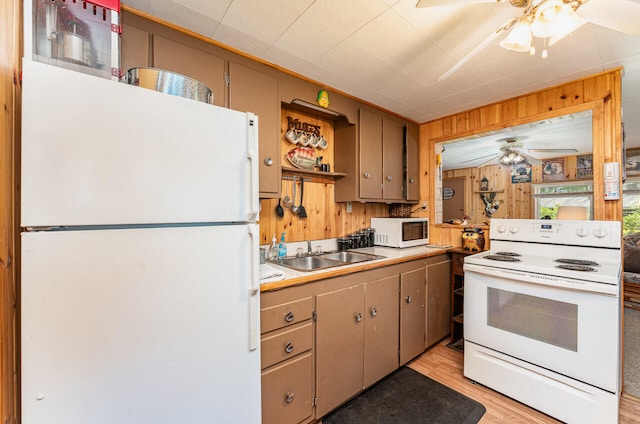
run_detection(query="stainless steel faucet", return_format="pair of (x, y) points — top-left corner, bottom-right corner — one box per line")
(307, 240), (312, 254)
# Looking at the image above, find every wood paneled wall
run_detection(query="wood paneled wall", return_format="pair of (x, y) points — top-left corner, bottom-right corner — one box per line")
(443, 155), (581, 224)
(258, 107), (388, 244)
(421, 70), (623, 247)
(0, 0), (19, 422)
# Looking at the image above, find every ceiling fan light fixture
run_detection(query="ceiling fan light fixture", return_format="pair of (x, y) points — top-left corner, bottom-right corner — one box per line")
(499, 150), (525, 165)
(548, 6), (587, 45)
(499, 20), (532, 52)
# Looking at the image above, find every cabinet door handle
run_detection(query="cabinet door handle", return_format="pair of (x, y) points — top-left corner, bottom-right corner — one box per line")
(387, 175), (392, 182)
(284, 311), (295, 323)
(355, 312), (363, 323)
(363, 172), (370, 179)
(405, 295), (412, 303)
(370, 307), (377, 317)
(409, 178), (415, 184)
(284, 342), (294, 354)
(285, 391), (295, 403)
(264, 157), (274, 166)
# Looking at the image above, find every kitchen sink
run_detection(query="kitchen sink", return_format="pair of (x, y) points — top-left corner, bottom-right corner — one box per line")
(270, 251), (385, 272)
(318, 251), (385, 264)
(274, 256), (343, 272)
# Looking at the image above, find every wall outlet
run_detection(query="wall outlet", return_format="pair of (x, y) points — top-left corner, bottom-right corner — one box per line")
(346, 201), (352, 213)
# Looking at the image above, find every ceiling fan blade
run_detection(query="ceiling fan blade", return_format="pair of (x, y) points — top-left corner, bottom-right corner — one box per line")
(521, 152), (541, 165)
(577, 0), (640, 35)
(416, 0), (497, 7)
(460, 153), (497, 163)
(527, 148), (579, 153)
(476, 156), (500, 168)
(438, 18), (514, 82)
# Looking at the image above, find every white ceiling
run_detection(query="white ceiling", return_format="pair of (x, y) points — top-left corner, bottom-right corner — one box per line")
(122, 0), (640, 154)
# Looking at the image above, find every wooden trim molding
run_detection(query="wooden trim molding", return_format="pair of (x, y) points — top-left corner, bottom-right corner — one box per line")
(0, 0), (20, 422)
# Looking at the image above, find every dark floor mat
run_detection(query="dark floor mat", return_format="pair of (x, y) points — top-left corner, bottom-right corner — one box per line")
(323, 367), (486, 424)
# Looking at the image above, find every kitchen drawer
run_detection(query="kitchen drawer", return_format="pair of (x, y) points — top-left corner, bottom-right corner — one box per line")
(262, 351), (313, 424)
(451, 253), (466, 275)
(261, 321), (312, 369)
(261, 297), (313, 334)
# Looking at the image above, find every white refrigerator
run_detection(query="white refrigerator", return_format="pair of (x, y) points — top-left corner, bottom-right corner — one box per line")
(20, 60), (262, 423)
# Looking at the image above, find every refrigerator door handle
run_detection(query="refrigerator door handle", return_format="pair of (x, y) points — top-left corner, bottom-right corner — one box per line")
(248, 223), (260, 351)
(246, 114), (260, 222)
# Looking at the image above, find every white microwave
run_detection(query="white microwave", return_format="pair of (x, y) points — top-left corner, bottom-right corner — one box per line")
(370, 217), (429, 248)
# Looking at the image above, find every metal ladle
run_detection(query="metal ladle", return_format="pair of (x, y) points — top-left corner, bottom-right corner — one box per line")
(283, 178), (293, 208)
(291, 177), (299, 214)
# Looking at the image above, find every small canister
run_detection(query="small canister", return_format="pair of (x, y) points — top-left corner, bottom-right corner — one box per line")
(337, 237), (349, 251)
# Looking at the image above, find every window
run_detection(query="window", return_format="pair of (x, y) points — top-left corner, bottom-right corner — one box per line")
(623, 177), (640, 235)
(533, 181), (593, 219)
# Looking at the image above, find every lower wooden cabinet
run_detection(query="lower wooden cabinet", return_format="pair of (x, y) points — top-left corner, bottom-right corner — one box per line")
(260, 255), (449, 423)
(400, 266), (426, 365)
(261, 352), (313, 424)
(260, 297), (314, 424)
(315, 276), (400, 417)
(426, 258), (452, 348)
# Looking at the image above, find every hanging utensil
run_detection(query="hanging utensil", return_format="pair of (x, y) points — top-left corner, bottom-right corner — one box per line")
(291, 177), (300, 214)
(297, 178), (307, 218)
(275, 198), (284, 218)
(283, 178), (293, 208)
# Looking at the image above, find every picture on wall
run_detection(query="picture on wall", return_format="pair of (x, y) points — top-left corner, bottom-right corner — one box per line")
(511, 162), (532, 183)
(576, 154), (593, 179)
(626, 148), (640, 176)
(542, 158), (565, 181)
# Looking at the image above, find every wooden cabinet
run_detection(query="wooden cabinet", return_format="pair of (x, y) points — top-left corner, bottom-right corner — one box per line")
(335, 108), (407, 202)
(448, 251), (470, 352)
(152, 36), (226, 108)
(315, 275), (399, 417)
(228, 61), (280, 198)
(405, 123), (420, 201)
(363, 276), (400, 388)
(426, 258), (452, 348)
(399, 266), (426, 365)
(261, 297), (314, 424)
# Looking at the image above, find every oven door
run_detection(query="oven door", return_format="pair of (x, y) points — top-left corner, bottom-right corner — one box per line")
(464, 263), (620, 392)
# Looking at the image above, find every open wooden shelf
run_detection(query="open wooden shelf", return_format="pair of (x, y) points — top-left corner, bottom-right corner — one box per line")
(282, 166), (346, 180)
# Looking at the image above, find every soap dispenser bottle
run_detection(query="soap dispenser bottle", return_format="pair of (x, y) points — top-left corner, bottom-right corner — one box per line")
(268, 234), (279, 260)
(278, 232), (287, 259)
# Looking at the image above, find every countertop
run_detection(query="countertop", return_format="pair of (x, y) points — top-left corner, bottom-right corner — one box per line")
(260, 244), (453, 292)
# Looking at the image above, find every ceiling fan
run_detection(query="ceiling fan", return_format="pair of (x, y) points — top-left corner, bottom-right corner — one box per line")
(460, 137), (578, 167)
(416, 0), (640, 81)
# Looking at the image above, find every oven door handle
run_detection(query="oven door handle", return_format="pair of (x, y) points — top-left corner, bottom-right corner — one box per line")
(463, 263), (619, 296)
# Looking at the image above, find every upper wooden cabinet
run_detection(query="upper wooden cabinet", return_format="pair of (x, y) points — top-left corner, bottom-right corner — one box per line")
(406, 123), (420, 201)
(335, 108), (414, 203)
(228, 62), (280, 198)
(152, 36), (226, 108)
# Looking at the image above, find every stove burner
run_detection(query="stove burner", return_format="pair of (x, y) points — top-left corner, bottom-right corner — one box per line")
(555, 259), (600, 266)
(495, 252), (522, 257)
(484, 254), (521, 262)
(556, 264), (596, 272)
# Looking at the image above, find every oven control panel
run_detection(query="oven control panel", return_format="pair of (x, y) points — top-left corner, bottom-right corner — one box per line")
(490, 219), (621, 248)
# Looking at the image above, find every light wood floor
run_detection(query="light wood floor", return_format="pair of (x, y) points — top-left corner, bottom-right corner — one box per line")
(408, 340), (640, 423)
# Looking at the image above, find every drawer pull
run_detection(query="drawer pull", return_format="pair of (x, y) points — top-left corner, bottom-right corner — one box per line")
(370, 307), (377, 317)
(355, 312), (363, 323)
(409, 178), (415, 184)
(285, 391), (295, 403)
(284, 311), (295, 323)
(284, 342), (294, 354)
(363, 172), (370, 179)
(405, 295), (412, 303)
(264, 157), (274, 166)
(387, 175), (392, 182)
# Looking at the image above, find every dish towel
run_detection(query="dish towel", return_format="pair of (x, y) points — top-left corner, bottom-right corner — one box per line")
(259, 263), (286, 283)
